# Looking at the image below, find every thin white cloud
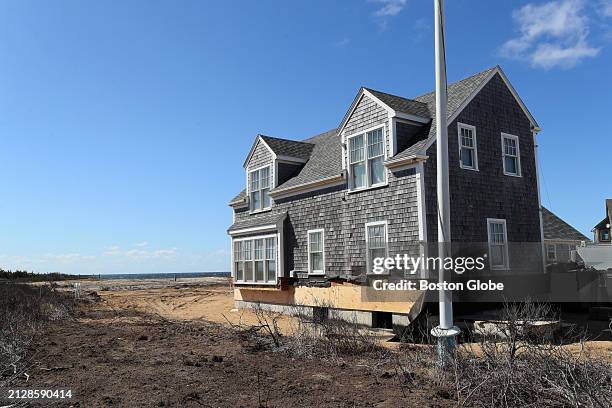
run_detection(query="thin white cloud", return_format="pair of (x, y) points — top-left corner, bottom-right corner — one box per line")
(373, 0), (407, 17)
(333, 38), (350, 48)
(500, 0), (600, 69)
(134, 241), (148, 247)
(601, 0), (612, 17)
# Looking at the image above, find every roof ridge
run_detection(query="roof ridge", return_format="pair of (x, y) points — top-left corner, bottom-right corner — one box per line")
(363, 87), (428, 106)
(259, 134), (314, 145)
(413, 65), (498, 100)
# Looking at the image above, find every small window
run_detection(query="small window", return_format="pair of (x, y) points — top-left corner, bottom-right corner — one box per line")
(366, 221), (388, 274)
(601, 229), (611, 242)
(348, 127), (386, 190)
(308, 229), (325, 274)
(501, 133), (521, 177)
(249, 166), (271, 212)
(265, 237), (276, 282)
(233, 241), (243, 281)
(458, 123), (478, 170)
(243, 240), (253, 281)
(546, 244), (556, 263)
(487, 218), (509, 270)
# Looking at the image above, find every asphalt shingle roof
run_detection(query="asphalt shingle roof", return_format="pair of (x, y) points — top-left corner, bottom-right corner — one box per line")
(229, 189), (246, 205)
(259, 135), (315, 161)
(542, 207), (589, 241)
(227, 211), (286, 232)
(272, 128), (342, 192)
(364, 88), (431, 118)
(230, 66), (504, 202)
(393, 66), (498, 159)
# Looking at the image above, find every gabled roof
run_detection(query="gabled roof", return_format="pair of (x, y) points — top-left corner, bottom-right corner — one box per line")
(542, 207), (589, 242)
(231, 66), (540, 202)
(229, 189), (246, 206)
(243, 135), (315, 168)
(394, 65), (539, 160)
(259, 135), (314, 161)
(363, 88), (431, 118)
(591, 199), (611, 230)
(271, 128), (342, 194)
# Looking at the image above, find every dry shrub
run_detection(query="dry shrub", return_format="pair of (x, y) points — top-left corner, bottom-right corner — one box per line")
(396, 301), (612, 408)
(284, 305), (382, 361)
(0, 283), (74, 387)
(227, 301), (383, 363)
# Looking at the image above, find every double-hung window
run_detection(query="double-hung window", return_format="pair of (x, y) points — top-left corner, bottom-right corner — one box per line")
(458, 123), (478, 170)
(233, 241), (244, 281)
(501, 133), (521, 177)
(249, 166), (271, 211)
(487, 218), (509, 270)
(546, 244), (557, 263)
(265, 237), (276, 282)
(233, 236), (277, 284)
(366, 221), (388, 274)
(307, 229), (325, 274)
(348, 127), (385, 190)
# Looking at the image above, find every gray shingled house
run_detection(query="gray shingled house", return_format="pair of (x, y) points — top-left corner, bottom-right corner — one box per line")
(227, 66), (545, 316)
(542, 207), (589, 264)
(592, 200), (611, 244)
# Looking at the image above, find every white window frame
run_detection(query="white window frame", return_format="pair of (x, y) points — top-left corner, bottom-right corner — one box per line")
(307, 229), (325, 275)
(546, 243), (557, 263)
(365, 220), (389, 275)
(487, 218), (509, 270)
(248, 165), (272, 213)
(501, 133), (521, 177)
(346, 125), (387, 192)
(457, 123), (478, 171)
(232, 234), (278, 285)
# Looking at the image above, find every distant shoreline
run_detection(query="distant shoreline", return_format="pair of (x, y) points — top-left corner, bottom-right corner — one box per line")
(96, 271), (230, 280)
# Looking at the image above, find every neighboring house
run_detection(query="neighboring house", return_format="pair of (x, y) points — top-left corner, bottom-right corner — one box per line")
(592, 199), (611, 244)
(541, 207), (589, 264)
(227, 66), (544, 322)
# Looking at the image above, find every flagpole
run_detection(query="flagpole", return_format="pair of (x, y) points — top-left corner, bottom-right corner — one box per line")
(431, 0), (459, 366)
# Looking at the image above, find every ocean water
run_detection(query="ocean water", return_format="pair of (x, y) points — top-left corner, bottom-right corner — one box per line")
(97, 272), (230, 280)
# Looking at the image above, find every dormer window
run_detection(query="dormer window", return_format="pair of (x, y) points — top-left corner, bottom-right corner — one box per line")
(249, 166), (271, 212)
(348, 127), (386, 191)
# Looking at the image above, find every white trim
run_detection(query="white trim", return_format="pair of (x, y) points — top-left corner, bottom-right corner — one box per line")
(307, 229), (325, 275)
(448, 66), (539, 131)
(243, 136), (276, 168)
(269, 173), (346, 200)
(345, 124), (388, 191)
(232, 233), (279, 286)
(228, 224), (278, 236)
(389, 116), (396, 156)
(336, 89), (429, 154)
(457, 123), (478, 171)
(248, 164), (273, 212)
(365, 220), (389, 275)
(420, 66), (541, 154)
(415, 163), (428, 277)
(546, 243), (557, 262)
(384, 154), (429, 171)
(501, 133), (522, 177)
(486, 218), (509, 270)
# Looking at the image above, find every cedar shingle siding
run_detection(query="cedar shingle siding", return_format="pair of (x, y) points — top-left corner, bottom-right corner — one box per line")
(230, 67), (544, 279)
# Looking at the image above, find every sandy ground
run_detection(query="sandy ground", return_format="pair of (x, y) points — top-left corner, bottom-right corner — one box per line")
(9, 277), (612, 407)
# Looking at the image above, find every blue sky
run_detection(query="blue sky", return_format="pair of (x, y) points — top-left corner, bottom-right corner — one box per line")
(0, 0), (610, 274)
